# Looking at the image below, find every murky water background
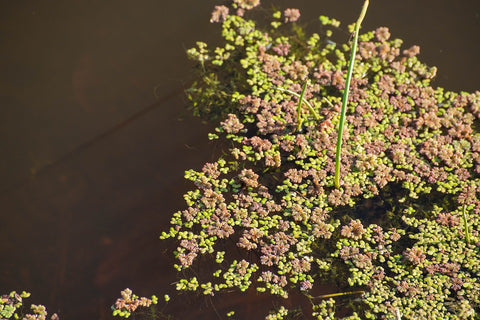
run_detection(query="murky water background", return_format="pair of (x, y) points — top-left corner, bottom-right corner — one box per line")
(1, 0), (479, 319)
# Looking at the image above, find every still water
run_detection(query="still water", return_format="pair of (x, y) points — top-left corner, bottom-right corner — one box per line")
(0, 0), (479, 319)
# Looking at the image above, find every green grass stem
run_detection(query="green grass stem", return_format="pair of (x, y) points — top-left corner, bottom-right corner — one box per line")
(462, 204), (471, 245)
(274, 85), (320, 127)
(309, 290), (364, 299)
(334, 0), (369, 188)
(296, 82), (308, 130)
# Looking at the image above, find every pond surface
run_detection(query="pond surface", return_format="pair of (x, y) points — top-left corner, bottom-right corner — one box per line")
(0, 0), (479, 319)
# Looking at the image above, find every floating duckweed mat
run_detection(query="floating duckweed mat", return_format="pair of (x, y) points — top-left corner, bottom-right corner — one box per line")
(118, 1), (480, 319)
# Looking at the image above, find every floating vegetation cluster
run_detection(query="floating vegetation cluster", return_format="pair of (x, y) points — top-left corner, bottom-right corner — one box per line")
(0, 291), (58, 320)
(161, 1), (480, 319)
(111, 288), (159, 318)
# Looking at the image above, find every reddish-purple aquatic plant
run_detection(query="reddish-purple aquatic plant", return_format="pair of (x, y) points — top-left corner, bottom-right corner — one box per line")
(117, 0), (480, 319)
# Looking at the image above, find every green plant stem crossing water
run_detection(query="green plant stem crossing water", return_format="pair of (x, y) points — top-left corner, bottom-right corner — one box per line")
(334, 0), (369, 188)
(296, 82), (309, 131)
(463, 204), (471, 245)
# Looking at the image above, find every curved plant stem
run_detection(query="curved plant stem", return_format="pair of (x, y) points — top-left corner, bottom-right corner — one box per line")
(334, 0), (369, 188)
(274, 86), (320, 124)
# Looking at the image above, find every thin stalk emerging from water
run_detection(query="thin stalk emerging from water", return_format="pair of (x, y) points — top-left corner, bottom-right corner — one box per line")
(312, 290), (364, 299)
(334, 0), (369, 188)
(296, 82), (308, 131)
(274, 85), (320, 130)
(463, 204), (471, 245)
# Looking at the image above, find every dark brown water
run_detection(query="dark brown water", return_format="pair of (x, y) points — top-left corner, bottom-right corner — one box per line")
(0, 0), (479, 319)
